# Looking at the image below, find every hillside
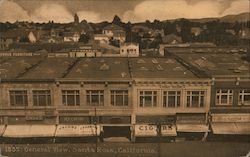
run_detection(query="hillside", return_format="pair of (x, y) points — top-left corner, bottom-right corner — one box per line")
(164, 12), (249, 23)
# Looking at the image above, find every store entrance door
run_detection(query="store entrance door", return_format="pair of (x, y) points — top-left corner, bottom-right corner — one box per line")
(102, 126), (131, 142)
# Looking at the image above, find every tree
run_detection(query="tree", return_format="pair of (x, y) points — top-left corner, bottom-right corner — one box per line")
(79, 34), (90, 43)
(126, 32), (141, 43)
(109, 38), (120, 47)
(112, 15), (122, 25)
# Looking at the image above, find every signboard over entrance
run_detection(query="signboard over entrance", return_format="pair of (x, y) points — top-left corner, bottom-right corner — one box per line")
(161, 125), (177, 136)
(134, 125), (157, 137)
(55, 125), (101, 137)
(212, 114), (250, 122)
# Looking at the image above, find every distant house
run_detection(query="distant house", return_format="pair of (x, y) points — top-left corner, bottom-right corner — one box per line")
(72, 20), (94, 35)
(69, 44), (102, 57)
(120, 42), (139, 57)
(103, 24), (124, 36)
(46, 36), (64, 43)
(131, 25), (151, 33)
(94, 34), (110, 44)
(0, 29), (37, 50)
(102, 24), (126, 43)
(162, 34), (182, 44)
(113, 31), (126, 43)
(238, 27), (250, 46)
(239, 27), (250, 39)
(225, 29), (236, 35)
(63, 32), (80, 42)
(191, 27), (203, 36)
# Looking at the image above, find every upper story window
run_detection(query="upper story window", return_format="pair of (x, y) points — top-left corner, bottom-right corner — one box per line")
(33, 90), (51, 106)
(111, 90), (128, 106)
(216, 89), (233, 106)
(139, 91), (157, 107)
(163, 91), (181, 108)
(62, 90), (80, 106)
(239, 89), (250, 106)
(87, 90), (104, 106)
(186, 91), (205, 107)
(10, 90), (28, 106)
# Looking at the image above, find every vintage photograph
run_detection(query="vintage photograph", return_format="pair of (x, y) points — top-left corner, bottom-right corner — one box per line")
(0, 0), (249, 156)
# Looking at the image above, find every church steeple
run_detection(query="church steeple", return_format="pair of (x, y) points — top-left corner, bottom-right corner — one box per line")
(74, 13), (79, 24)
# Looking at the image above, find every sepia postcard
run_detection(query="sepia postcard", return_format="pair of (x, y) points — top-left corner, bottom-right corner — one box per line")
(0, 0), (249, 156)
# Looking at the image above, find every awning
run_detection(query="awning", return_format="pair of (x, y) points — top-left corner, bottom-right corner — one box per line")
(55, 125), (101, 137)
(161, 125), (177, 136)
(177, 124), (209, 132)
(3, 125), (56, 138)
(211, 122), (250, 135)
(0, 125), (6, 136)
(134, 125), (157, 137)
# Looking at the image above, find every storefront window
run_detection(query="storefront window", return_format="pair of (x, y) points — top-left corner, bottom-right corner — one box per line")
(111, 90), (128, 106)
(186, 91), (205, 107)
(62, 90), (80, 106)
(33, 90), (51, 106)
(87, 90), (104, 106)
(139, 91), (157, 107)
(163, 91), (181, 107)
(216, 89), (233, 106)
(10, 90), (28, 106)
(239, 89), (250, 105)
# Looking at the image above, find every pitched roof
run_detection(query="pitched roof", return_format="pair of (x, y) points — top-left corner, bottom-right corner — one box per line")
(72, 21), (94, 33)
(0, 29), (33, 39)
(103, 24), (124, 31)
(63, 32), (80, 37)
(162, 34), (182, 44)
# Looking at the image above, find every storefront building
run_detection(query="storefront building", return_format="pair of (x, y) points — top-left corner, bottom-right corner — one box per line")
(175, 51), (250, 140)
(2, 54), (249, 142)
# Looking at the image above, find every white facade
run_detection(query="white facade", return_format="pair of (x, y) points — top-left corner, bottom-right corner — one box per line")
(120, 43), (139, 57)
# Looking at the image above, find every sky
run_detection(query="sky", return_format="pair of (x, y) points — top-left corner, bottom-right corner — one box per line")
(0, 0), (249, 23)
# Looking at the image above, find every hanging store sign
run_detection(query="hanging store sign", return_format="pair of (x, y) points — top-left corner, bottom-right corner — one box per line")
(134, 125), (157, 137)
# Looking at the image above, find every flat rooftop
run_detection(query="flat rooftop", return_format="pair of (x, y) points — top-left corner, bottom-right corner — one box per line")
(65, 58), (131, 80)
(0, 57), (44, 79)
(129, 58), (197, 79)
(0, 57), (200, 81)
(176, 52), (250, 77)
(1, 53), (248, 81)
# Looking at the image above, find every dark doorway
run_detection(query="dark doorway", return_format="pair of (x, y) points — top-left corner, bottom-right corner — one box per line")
(103, 126), (130, 138)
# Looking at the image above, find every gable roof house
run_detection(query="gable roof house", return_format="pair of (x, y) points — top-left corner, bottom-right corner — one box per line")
(162, 34), (183, 44)
(102, 24), (126, 42)
(0, 29), (37, 50)
(63, 32), (80, 42)
(72, 20), (94, 35)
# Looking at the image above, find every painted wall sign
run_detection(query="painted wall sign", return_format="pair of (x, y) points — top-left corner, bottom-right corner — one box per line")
(134, 125), (157, 137)
(25, 116), (44, 121)
(212, 114), (250, 122)
(161, 125), (177, 136)
(55, 125), (101, 136)
(177, 114), (206, 123)
(59, 116), (90, 124)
